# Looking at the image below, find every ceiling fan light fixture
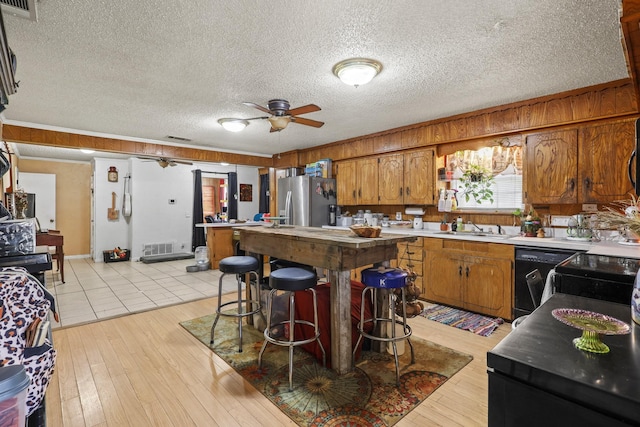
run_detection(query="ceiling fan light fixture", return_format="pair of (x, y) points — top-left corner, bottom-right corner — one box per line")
(333, 58), (382, 87)
(218, 118), (249, 132)
(268, 115), (291, 130)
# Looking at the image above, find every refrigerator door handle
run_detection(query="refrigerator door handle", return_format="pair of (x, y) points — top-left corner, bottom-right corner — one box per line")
(284, 190), (292, 225)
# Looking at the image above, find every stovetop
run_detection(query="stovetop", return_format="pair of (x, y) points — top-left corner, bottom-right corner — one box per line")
(555, 252), (640, 284)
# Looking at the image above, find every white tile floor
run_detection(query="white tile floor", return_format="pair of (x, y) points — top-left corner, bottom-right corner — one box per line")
(45, 257), (241, 329)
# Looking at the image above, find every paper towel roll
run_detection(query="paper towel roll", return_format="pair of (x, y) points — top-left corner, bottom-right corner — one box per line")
(405, 207), (425, 216)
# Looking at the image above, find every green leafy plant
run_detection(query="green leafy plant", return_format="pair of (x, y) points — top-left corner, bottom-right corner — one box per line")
(459, 164), (494, 204)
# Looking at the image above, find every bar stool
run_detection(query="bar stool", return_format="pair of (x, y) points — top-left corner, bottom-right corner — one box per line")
(210, 255), (264, 352)
(353, 267), (415, 386)
(258, 267), (326, 391)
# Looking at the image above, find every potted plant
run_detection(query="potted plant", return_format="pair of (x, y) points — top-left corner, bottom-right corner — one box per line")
(459, 163), (495, 205)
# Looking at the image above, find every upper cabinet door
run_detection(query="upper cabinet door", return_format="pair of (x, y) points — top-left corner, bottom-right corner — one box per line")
(336, 160), (357, 205)
(404, 148), (435, 205)
(378, 154), (404, 205)
(580, 120), (635, 203)
(525, 129), (578, 204)
(357, 157), (379, 205)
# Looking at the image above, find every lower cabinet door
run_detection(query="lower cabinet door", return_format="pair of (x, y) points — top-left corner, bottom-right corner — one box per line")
(463, 256), (511, 319)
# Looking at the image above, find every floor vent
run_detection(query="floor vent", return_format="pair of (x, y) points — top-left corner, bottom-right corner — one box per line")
(0, 0), (38, 21)
(142, 242), (174, 257)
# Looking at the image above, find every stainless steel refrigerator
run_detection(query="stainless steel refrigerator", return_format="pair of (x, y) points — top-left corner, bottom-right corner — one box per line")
(277, 176), (336, 226)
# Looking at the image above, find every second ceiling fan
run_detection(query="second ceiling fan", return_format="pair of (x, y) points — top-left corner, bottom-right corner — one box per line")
(243, 99), (324, 132)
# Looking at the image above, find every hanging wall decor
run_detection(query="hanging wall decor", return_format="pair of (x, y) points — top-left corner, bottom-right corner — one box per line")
(239, 184), (252, 201)
(108, 166), (118, 182)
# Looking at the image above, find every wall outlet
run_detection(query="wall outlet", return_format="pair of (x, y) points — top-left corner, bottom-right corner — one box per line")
(582, 203), (598, 212)
(551, 215), (571, 227)
(168, 199), (176, 204)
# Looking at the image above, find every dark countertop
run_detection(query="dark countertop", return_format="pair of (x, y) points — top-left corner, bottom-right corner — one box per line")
(487, 293), (640, 423)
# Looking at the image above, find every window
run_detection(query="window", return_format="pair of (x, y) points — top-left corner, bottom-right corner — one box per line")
(446, 146), (522, 210)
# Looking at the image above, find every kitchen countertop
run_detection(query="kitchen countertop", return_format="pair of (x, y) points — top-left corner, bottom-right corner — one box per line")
(196, 221), (263, 228)
(487, 293), (639, 424)
(322, 225), (640, 259)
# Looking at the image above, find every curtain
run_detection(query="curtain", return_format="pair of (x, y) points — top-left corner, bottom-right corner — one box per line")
(192, 169), (206, 251)
(228, 172), (238, 220)
(259, 173), (269, 213)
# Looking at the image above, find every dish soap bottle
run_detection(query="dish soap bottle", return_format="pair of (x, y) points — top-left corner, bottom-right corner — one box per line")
(457, 216), (464, 231)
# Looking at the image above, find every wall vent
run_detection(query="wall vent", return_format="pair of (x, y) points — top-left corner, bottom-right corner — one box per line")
(142, 242), (175, 257)
(165, 135), (191, 142)
(0, 0), (38, 22)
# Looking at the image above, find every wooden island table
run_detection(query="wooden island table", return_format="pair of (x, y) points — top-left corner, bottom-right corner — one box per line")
(239, 225), (416, 374)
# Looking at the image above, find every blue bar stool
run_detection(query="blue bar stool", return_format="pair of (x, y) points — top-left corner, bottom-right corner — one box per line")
(353, 267), (415, 386)
(258, 267), (326, 391)
(210, 255), (264, 352)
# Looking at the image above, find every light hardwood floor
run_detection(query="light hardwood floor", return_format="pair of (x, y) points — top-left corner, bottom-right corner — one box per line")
(47, 292), (511, 426)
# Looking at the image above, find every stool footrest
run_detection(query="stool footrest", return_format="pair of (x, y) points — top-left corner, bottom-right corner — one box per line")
(217, 299), (262, 317)
(358, 318), (412, 342)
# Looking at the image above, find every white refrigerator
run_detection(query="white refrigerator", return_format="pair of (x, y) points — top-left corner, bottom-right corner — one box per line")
(277, 176), (337, 227)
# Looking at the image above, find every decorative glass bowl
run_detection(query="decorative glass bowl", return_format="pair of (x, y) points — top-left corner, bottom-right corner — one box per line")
(552, 308), (630, 354)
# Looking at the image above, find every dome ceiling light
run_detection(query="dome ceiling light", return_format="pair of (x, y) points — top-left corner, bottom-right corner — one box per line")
(218, 118), (249, 132)
(332, 58), (382, 87)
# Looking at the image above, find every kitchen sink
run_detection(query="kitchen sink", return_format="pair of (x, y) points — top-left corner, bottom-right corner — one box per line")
(431, 231), (513, 239)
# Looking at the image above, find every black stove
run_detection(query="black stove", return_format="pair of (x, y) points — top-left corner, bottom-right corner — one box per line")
(555, 253), (640, 304)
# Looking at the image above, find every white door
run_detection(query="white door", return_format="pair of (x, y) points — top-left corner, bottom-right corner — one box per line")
(18, 172), (56, 230)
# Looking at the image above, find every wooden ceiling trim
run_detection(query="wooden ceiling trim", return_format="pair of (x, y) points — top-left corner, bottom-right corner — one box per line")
(1, 124), (273, 167)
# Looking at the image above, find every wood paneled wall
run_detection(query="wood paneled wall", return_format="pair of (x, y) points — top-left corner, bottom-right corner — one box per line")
(1, 125), (273, 168)
(288, 79), (637, 167)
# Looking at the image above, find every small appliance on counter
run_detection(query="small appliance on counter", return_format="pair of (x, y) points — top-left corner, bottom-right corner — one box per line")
(406, 207), (424, 230)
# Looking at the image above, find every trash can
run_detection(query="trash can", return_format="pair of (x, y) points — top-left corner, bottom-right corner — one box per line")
(0, 365), (30, 427)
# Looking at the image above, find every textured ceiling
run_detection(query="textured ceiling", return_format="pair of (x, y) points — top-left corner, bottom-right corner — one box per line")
(0, 0), (629, 162)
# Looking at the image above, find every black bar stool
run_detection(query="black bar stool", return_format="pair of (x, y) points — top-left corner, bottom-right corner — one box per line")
(210, 255), (264, 352)
(258, 267), (326, 391)
(353, 267), (415, 386)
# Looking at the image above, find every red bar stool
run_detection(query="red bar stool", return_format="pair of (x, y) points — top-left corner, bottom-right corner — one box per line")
(258, 267), (326, 391)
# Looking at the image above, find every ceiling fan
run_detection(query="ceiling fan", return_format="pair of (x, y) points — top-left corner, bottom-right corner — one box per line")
(137, 156), (193, 168)
(242, 99), (324, 132)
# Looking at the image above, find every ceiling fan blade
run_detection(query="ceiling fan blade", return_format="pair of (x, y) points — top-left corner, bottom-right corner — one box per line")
(173, 160), (193, 165)
(242, 102), (271, 114)
(245, 116), (269, 121)
(291, 116), (324, 128)
(287, 104), (321, 116)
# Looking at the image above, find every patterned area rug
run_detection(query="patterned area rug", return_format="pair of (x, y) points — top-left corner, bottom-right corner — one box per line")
(180, 313), (472, 426)
(420, 304), (504, 337)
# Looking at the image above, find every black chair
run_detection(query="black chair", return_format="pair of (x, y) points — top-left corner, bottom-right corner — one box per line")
(526, 269), (545, 309)
(512, 269), (545, 329)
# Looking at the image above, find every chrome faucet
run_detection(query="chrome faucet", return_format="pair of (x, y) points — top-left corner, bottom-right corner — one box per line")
(496, 224), (503, 235)
(469, 221), (483, 233)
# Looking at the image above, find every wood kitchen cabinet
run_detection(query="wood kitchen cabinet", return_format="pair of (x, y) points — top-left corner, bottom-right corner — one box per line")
(423, 238), (513, 320)
(336, 157), (378, 205)
(525, 119), (635, 204)
(377, 148), (436, 205)
(525, 129), (578, 204)
(397, 237), (424, 293)
(205, 227), (234, 269)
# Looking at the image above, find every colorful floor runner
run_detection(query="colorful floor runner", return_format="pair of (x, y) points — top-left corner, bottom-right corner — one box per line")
(420, 304), (504, 337)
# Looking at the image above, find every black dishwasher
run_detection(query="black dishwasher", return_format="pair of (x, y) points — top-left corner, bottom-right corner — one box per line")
(514, 246), (580, 319)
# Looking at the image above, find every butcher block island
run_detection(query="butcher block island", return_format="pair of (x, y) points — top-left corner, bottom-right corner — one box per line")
(239, 225), (416, 374)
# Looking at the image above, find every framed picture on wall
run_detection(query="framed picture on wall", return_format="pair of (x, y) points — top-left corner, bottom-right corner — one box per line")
(239, 184), (252, 202)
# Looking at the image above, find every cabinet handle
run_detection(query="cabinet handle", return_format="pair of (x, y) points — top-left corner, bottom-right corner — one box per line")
(406, 187), (410, 196)
(584, 177), (591, 190)
(358, 189), (361, 197)
(353, 190), (356, 199)
(569, 178), (575, 192)
(465, 266), (469, 277)
(458, 266), (462, 276)
(400, 187), (403, 196)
